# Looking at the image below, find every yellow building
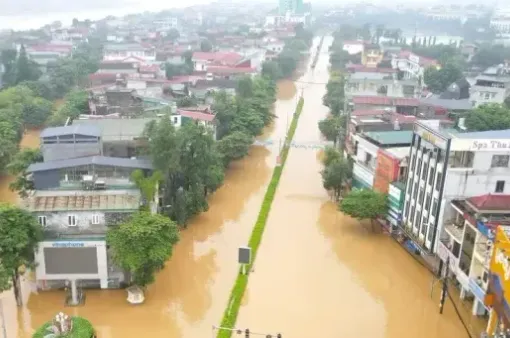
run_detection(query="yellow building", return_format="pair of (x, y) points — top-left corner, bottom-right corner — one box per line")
(361, 44), (384, 68)
(486, 226), (510, 335)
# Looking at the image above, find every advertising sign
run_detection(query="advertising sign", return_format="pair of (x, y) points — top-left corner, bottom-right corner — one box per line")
(451, 139), (510, 152)
(414, 124), (448, 149)
(52, 242), (85, 248)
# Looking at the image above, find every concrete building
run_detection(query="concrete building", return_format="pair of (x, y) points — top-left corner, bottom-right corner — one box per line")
(401, 122), (510, 258)
(345, 68), (418, 98)
(491, 7), (510, 45)
(471, 66), (510, 107)
(392, 50), (440, 80)
(103, 44), (156, 62)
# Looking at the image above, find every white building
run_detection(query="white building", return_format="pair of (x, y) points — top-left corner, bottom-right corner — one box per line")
(103, 44), (156, 62)
(402, 121), (510, 255)
(343, 41), (364, 55)
(471, 65), (510, 107)
(491, 7), (510, 35)
(392, 50), (440, 80)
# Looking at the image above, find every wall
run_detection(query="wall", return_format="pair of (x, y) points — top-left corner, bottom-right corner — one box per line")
(41, 137), (102, 162)
(343, 43), (364, 55)
(353, 162), (374, 189)
(373, 149), (400, 194)
(35, 240), (109, 289)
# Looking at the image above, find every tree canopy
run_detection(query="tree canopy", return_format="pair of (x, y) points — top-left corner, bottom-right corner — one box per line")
(106, 212), (179, 287)
(7, 148), (43, 198)
(464, 103), (510, 132)
(321, 157), (352, 201)
(339, 189), (387, 231)
(0, 204), (42, 305)
(318, 115), (344, 146)
(423, 62), (463, 94)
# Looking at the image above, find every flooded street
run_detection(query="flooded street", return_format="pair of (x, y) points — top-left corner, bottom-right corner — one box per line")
(0, 37), (470, 338)
(235, 37), (470, 338)
(0, 61), (297, 337)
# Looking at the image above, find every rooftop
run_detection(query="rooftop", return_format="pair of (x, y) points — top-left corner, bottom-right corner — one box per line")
(466, 194), (510, 212)
(192, 52), (244, 66)
(363, 131), (414, 146)
(40, 125), (101, 138)
(352, 96), (420, 107)
(419, 97), (473, 110)
(104, 44), (148, 52)
(383, 146), (411, 159)
(27, 156), (153, 173)
(24, 189), (141, 212)
(73, 118), (156, 142)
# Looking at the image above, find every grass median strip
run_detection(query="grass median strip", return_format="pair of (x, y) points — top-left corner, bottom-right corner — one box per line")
(216, 96), (305, 338)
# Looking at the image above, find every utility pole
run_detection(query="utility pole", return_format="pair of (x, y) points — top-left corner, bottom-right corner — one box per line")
(439, 256), (449, 315)
(0, 299), (7, 338)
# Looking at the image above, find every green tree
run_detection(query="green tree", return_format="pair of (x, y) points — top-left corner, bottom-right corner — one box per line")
(177, 95), (198, 108)
(322, 146), (341, 167)
(166, 28), (180, 41)
(1, 49), (18, 87)
(261, 60), (282, 81)
(165, 63), (191, 79)
(318, 116), (343, 146)
(107, 212), (179, 287)
(131, 170), (163, 210)
(471, 45), (510, 69)
(215, 131), (253, 166)
(464, 103), (510, 132)
(339, 189), (387, 231)
(505, 96), (510, 109)
(236, 76), (254, 98)
(321, 157), (352, 201)
(200, 39), (213, 52)
(48, 90), (89, 126)
(230, 105), (265, 136)
(423, 62), (462, 94)
(7, 148), (43, 198)
(0, 204), (42, 306)
(15, 45), (41, 84)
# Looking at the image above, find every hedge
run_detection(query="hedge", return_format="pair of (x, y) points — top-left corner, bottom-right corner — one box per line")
(216, 97), (305, 338)
(32, 316), (95, 338)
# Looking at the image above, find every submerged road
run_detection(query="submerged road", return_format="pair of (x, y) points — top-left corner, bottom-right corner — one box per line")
(235, 36), (469, 338)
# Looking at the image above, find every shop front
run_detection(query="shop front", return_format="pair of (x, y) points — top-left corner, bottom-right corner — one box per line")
(486, 226), (510, 334)
(352, 162), (374, 190)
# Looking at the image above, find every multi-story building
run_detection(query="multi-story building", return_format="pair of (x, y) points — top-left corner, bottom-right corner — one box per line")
(401, 122), (510, 258)
(471, 65), (510, 107)
(25, 126), (153, 293)
(345, 68), (418, 98)
(361, 44), (384, 68)
(391, 50), (440, 80)
(103, 44), (156, 62)
(491, 7), (510, 45)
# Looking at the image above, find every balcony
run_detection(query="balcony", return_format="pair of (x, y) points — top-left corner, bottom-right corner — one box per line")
(444, 220), (464, 243)
(59, 177), (135, 190)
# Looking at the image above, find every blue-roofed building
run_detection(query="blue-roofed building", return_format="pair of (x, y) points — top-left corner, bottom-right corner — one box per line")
(40, 124), (103, 162)
(398, 120), (510, 321)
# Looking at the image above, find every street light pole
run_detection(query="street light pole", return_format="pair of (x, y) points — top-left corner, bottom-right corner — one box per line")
(439, 256), (450, 315)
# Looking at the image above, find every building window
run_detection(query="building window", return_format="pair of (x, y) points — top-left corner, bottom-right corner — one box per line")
(404, 201), (410, 218)
(38, 216), (47, 227)
(92, 214), (100, 225)
(411, 154), (416, 171)
(420, 217), (428, 236)
(431, 198), (438, 215)
(435, 172), (442, 191)
(68, 215), (77, 227)
(410, 207), (415, 224)
(425, 194), (431, 210)
(407, 181), (412, 194)
(173, 116), (179, 124)
(413, 183), (418, 199)
(428, 168), (435, 185)
(422, 163), (428, 180)
(419, 188), (424, 203)
(491, 155), (510, 168)
(427, 223), (434, 242)
(417, 159), (422, 178)
(415, 211), (422, 229)
(496, 180), (506, 193)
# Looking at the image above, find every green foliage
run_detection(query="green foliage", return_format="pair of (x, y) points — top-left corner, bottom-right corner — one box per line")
(106, 212), (179, 287)
(7, 148), (43, 198)
(177, 95), (198, 108)
(48, 90), (89, 126)
(131, 170), (163, 209)
(321, 157), (352, 201)
(217, 97), (304, 338)
(16, 45), (42, 84)
(423, 62), (463, 94)
(32, 316), (95, 338)
(236, 76), (254, 98)
(471, 45), (510, 70)
(215, 131), (253, 166)
(322, 146), (341, 167)
(322, 75), (345, 115)
(464, 103), (510, 132)
(261, 61), (282, 81)
(339, 189), (387, 231)
(200, 39), (213, 52)
(0, 204), (42, 305)
(318, 115), (344, 146)
(165, 63), (192, 79)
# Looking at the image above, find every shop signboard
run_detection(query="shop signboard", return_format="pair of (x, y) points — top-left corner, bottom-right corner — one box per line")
(414, 124), (448, 150)
(451, 139), (510, 152)
(437, 241), (459, 273)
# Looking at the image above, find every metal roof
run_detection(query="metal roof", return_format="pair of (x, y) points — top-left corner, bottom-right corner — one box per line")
(363, 131), (413, 145)
(451, 129), (510, 140)
(40, 125), (101, 138)
(73, 118), (156, 142)
(27, 156), (153, 173)
(419, 97), (473, 110)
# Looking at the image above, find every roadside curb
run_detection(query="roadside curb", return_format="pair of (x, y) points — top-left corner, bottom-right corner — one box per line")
(215, 96), (305, 338)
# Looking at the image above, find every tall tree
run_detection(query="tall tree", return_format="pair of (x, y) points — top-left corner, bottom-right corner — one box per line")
(423, 62), (462, 94)
(15, 45), (41, 84)
(322, 146), (341, 167)
(261, 61), (282, 81)
(321, 158), (352, 201)
(200, 39), (213, 52)
(339, 189), (388, 231)
(236, 76), (254, 98)
(1, 49), (17, 87)
(0, 204), (42, 306)
(215, 131), (253, 166)
(7, 148), (43, 198)
(318, 116), (344, 146)
(464, 103), (510, 132)
(107, 212), (179, 287)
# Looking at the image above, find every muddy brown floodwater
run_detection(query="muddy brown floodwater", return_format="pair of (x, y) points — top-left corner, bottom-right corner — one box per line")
(235, 37), (470, 338)
(0, 63), (298, 336)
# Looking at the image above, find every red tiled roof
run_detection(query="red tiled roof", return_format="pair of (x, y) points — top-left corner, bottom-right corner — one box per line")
(352, 96), (392, 105)
(192, 52), (244, 66)
(28, 44), (73, 53)
(178, 109), (215, 122)
(398, 50), (439, 67)
(467, 194), (510, 211)
(139, 65), (160, 73)
(88, 73), (127, 80)
(207, 66), (257, 75)
(352, 96), (419, 107)
(351, 109), (388, 116)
